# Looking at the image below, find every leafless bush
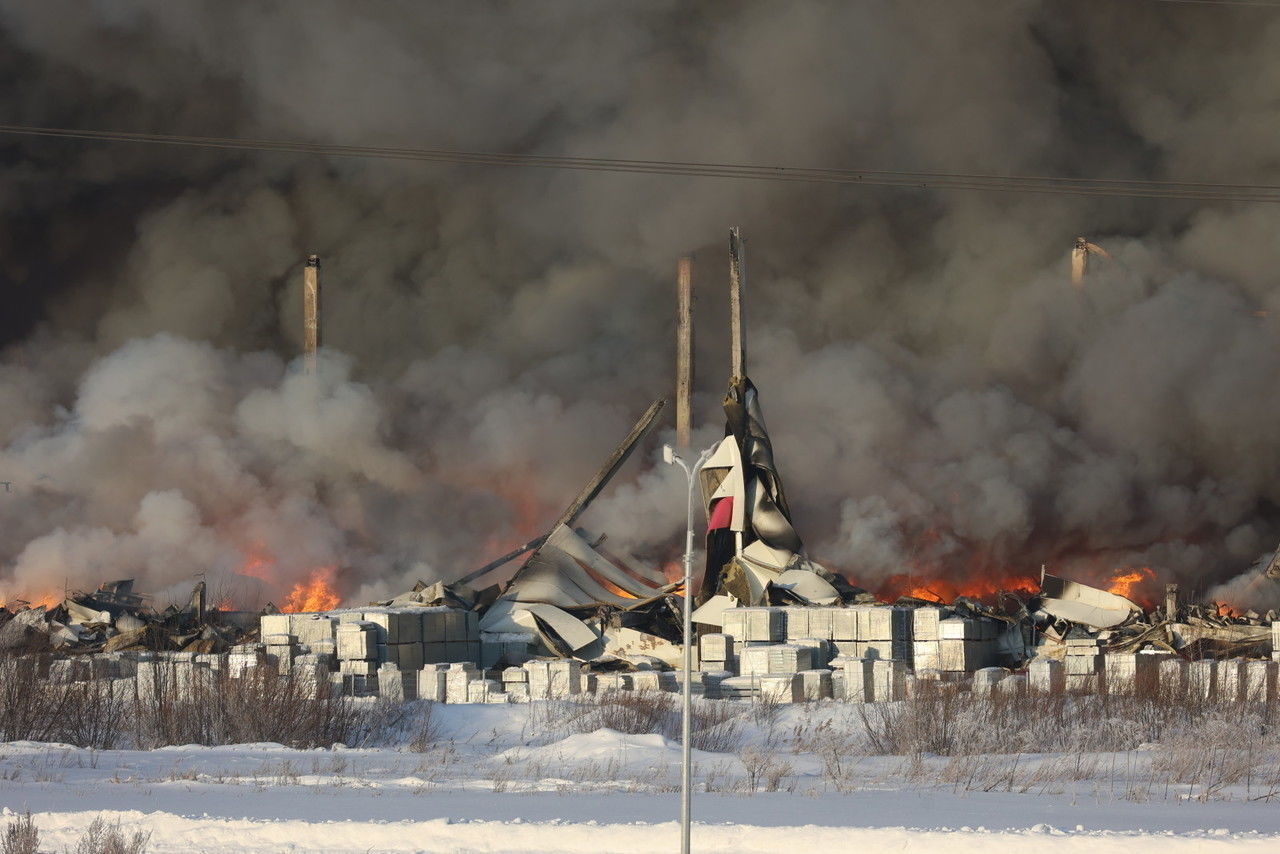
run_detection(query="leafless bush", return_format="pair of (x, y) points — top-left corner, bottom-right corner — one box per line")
(131, 664), (359, 749)
(2, 811), (39, 854)
(740, 744), (793, 793)
(0, 654), (72, 743)
(408, 701), (444, 752)
(854, 684), (1275, 758)
(59, 680), (129, 750)
(73, 817), (149, 854)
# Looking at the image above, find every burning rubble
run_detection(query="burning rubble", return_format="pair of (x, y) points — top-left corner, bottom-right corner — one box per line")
(3, 232), (1280, 709)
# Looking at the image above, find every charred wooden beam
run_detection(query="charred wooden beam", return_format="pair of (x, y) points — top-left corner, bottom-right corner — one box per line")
(453, 398), (667, 586)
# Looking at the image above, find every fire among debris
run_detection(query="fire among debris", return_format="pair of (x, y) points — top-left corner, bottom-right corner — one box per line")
(282, 569), (342, 614)
(2, 231), (1279, 709)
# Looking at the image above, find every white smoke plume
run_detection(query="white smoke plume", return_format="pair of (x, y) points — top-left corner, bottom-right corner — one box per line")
(2, 2), (1280, 608)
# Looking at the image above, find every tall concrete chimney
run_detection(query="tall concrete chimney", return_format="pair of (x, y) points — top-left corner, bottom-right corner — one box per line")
(303, 255), (321, 374)
(676, 256), (694, 448)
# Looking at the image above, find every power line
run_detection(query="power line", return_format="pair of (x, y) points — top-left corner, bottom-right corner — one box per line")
(1152, 0), (1280, 8)
(2, 123), (1280, 204)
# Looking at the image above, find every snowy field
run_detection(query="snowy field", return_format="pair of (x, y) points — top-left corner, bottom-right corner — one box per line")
(3, 698), (1280, 853)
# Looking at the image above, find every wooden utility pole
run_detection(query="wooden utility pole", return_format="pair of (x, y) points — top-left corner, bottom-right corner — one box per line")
(676, 257), (694, 448)
(303, 255), (321, 373)
(728, 228), (746, 381)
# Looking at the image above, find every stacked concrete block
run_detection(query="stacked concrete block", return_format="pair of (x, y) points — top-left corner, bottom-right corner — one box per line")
(630, 670), (662, 692)
(739, 645), (772, 677)
(340, 659), (377, 677)
(798, 669), (833, 701)
(1104, 652), (1163, 695)
(1063, 637), (1103, 692)
(717, 676), (759, 700)
(790, 638), (831, 667)
(548, 659), (582, 697)
(721, 608), (747, 642)
(806, 609), (834, 641)
(466, 678), (506, 703)
(938, 617), (1004, 674)
(757, 673), (803, 703)
(909, 608), (945, 672)
(1159, 658), (1189, 695)
(336, 622), (378, 662)
(385, 642), (425, 672)
(830, 656), (870, 702)
(699, 670), (732, 699)
(524, 660), (553, 699)
(227, 644), (264, 677)
(699, 633), (734, 671)
(831, 608), (859, 644)
(1243, 659), (1277, 703)
(868, 659), (908, 702)
(1028, 657), (1065, 694)
(1216, 659), (1247, 703)
(1273, 622), (1280, 663)
(767, 644), (813, 674)
(290, 614), (338, 648)
(593, 673), (632, 693)
(291, 656), (330, 698)
(1189, 659), (1217, 700)
(971, 666), (1009, 696)
(479, 632), (534, 670)
(417, 664), (447, 702)
(861, 606), (913, 663)
(259, 614), (292, 638)
(996, 674), (1026, 696)
(743, 607), (786, 642)
(445, 662), (479, 703)
(378, 663), (406, 702)
(781, 607), (809, 641)
(264, 633), (297, 674)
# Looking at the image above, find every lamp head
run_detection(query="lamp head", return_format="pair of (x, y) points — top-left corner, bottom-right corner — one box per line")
(662, 444), (676, 465)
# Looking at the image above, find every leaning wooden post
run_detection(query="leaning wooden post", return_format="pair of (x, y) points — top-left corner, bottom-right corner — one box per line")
(676, 257), (694, 449)
(303, 255), (321, 374)
(728, 228), (746, 381)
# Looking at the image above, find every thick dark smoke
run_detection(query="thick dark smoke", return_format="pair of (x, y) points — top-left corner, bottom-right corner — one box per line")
(2, 1), (1280, 608)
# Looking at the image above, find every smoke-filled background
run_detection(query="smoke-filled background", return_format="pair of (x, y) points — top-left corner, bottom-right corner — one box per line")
(2, 0), (1280, 610)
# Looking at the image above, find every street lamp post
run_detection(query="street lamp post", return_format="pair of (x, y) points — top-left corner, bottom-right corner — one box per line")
(663, 442), (714, 854)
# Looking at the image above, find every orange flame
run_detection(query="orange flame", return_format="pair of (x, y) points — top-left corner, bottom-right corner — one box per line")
(281, 567), (341, 613)
(0, 587), (63, 610)
(1105, 566), (1156, 605)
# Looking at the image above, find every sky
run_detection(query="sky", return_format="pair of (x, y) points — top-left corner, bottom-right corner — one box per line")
(3, 1), (1280, 609)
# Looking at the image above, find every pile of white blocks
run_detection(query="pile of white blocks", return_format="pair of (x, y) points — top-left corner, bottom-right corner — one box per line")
(1103, 651), (1168, 695)
(1063, 636), (1103, 691)
(260, 606), (481, 696)
(1027, 657), (1065, 694)
(937, 616), (1000, 673)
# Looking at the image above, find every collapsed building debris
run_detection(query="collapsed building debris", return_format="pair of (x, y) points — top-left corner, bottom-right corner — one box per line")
(6, 231), (1280, 710)
(0, 578), (256, 656)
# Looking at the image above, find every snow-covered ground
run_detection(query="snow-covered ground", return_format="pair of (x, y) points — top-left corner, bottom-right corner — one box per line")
(2, 700), (1278, 853)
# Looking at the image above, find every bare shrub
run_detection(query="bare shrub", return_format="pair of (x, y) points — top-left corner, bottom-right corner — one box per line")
(73, 817), (149, 854)
(859, 680), (966, 755)
(2, 810), (39, 854)
(740, 745), (793, 793)
(131, 664), (359, 749)
(0, 655), (72, 743)
(408, 701), (444, 752)
(59, 680), (128, 750)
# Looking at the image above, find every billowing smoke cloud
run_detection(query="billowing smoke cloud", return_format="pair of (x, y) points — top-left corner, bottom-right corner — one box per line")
(2, 1), (1280, 609)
